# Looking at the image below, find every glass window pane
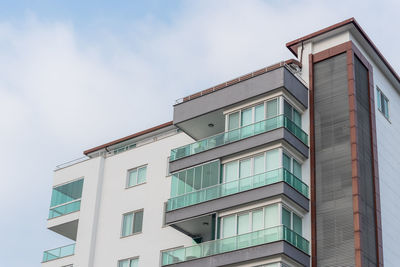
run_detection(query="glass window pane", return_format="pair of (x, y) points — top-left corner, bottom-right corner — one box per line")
(266, 99), (278, 118)
(266, 149), (279, 171)
(228, 112), (240, 130)
(237, 213), (250, 235)
(241, 108), (253, 126)
(255, 104), (265, 122)
(284, 100), (293, 120)
(293, 109), (302, 127)
(254, 154), (265, 174)
(170, 174), (179, 197)
(265, 204), (279, 228)
(293, 213), (302, 235)
(283, 153), (291, 171)
(177, 171), (186, 195)
(137, 166), (147, 184)
(209, 161), (219, 187)
(202, 163), (212, 188)
(282, 208), (291, 229)
(130, 258), (139, 267)
(239, 159), (251, 178)
(133, 211), (143, 233)
(128, 169), (137, 187)
(122, 213), (134, 236)
(186, 169), (194, 193)
(225, 161), (238, 182)
(293, 159), (302, 179)
(194, 166), (202, 190)
(252, 209), (264, 231)
(222, 215), (236, 238)
(384, 98), (389, 118)
(50, 179), (84, 207)
(377, 89), (382, 110)
(380, 93), (385, 113)
(119, 259), (130, 267)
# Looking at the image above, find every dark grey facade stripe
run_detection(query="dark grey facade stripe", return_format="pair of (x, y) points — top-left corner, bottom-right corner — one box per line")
(169, 128), (309, 173)
(354, 56), (377, 266)
(314, 54), (355, 266)
(173, 67), (308, 125)
(163, 241), (310, 267)
(165, 182), (309, 225)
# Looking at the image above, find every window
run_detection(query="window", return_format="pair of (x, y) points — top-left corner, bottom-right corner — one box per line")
(377, 87), (389, 120)
(122, 210), (143, 237)
(49, 178), (84, 219)
(282, 206), (302, 235)
(284, 100), (301, 127)
(170, 160), (219, 197)
(282, 151), (302, 179)
(127, 165), (147, 188)
(118, 257), (138, 267)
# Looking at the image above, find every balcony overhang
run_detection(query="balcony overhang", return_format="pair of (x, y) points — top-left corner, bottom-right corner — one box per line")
(169, 127), (308, 174)
(47, 212), (79, 240)
(173, 67), (308, 140)
(163, 240), (310, 267)
(166, 182), (309, 226)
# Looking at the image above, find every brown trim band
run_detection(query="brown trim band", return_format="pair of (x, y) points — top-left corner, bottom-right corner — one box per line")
(83, 121), (174, 155)
(310, 41), (383, 267)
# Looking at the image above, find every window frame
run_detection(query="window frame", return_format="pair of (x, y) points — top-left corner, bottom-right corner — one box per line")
(117, 256), (139, 267)
(121, 209), (144, 238)
(377, 87), (390, 121)
(126, 165), (148, 189)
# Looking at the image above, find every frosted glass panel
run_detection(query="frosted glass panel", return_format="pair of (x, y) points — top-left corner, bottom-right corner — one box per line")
(254, 155), (265, 174)
(266, 99), (278, 118)
(228, 112), (239, 130)
(252, 209), (264, 231)
(241, 108), (253, 126)
(239, 159), (251, 178)
(255, 103), (265, 122)
(225, 161), (238, 182)
(266, 149), (279, 171)
(265, 204), (279, 227)
(222, 215), (236, 238)
(282, 208), (291, 229)
(237, 213), (250, 234)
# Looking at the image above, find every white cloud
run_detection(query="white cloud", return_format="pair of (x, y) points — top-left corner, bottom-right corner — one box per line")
(0, 0), (399, 265)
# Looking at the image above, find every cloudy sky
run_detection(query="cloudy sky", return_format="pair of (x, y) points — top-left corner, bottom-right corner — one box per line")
(1, 0), (399, 266)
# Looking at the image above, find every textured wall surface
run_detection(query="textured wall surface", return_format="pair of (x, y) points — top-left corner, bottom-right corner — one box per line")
(314, 53), (355, 266)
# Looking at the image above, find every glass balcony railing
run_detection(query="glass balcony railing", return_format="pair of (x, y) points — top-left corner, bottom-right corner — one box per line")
(48, 200), (81, 219)
(170, 115), (308, 161)
(167, 168), (308, 211)
(161, 225), (309, 266)
(42, 243), (75, 262)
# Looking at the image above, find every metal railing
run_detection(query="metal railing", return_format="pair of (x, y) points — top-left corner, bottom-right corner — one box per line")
(42, 243), (75, 262)
(170, 115), (308, 161)
(167, 168), (308, 211)
(161, 225), (309, 266)
(55, 156), (90, 171)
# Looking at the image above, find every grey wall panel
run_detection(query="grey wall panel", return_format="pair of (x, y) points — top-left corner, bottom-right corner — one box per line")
(173, 67), (308, 124)
(169, 128), (309, 173)
(314, 53), (355, 266)
(165, 182), (309, 225)
(164, 241), (310, 267)
(354, 56), (377, 266)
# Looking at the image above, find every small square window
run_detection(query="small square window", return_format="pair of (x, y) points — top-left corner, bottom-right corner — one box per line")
(127, 166), (147, 188)
(121, 210), (143, 237)
(377, 87), (390, 120)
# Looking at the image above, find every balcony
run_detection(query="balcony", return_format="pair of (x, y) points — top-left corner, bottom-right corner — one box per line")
(161, 225), (309, 266)
(42, 243), (75, 263)
(48, 200), (81, 219)
(171, 115), (307, 162)
(167, 168), (308, 211)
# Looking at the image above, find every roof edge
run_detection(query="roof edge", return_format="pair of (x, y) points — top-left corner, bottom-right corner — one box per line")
(83, 121), (174, 155)
(286, 17), (400, 84)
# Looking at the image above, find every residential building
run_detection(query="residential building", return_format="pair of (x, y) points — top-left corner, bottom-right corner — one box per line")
(42, 18), (400, 267)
